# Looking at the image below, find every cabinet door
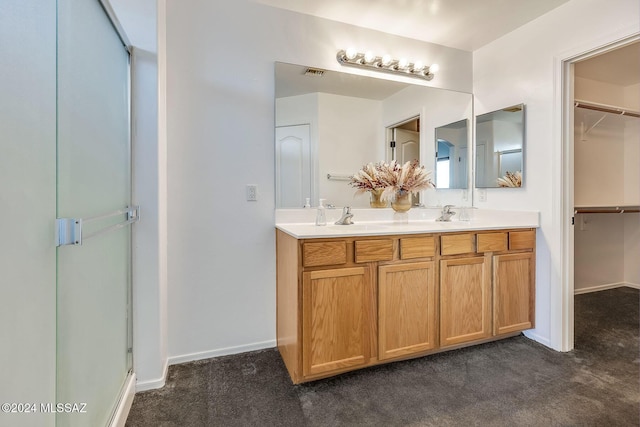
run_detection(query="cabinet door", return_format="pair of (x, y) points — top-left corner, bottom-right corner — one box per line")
(493, 252), (534, 335)
(378, 262), (437, 360)
(302, 267), (371, 377)
(440, 257), (492, 347)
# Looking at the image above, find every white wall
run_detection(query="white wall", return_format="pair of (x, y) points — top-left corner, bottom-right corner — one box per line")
(574, 214), (625, 290)
(473, 0), (639, 349)
(165, 0), (472, 364)
(0, 2), (57, 426)
(574, 114), (626, 206)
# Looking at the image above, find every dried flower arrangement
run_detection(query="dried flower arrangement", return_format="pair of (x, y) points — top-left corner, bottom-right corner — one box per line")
(349, 162), (387, 193)
(350, 160), (434, 201)
(497, 171), (522, 188)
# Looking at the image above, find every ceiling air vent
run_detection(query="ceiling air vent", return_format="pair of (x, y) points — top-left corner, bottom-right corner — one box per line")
(304, 68), (325, 77)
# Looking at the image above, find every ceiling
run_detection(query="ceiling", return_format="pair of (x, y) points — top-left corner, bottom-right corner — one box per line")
(110, 0), (573, 53)
(574, 42), (640, 87)
(255, 0), (571, 51)
(108, 0), (638, 88)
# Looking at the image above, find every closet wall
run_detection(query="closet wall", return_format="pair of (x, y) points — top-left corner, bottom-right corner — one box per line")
(574, 64), (640, 292)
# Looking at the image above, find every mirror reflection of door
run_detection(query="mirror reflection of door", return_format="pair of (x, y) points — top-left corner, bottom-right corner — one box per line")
(388, 117), (420, 205)
(395, 128), (419, 164)
(275, 124), (311, 208)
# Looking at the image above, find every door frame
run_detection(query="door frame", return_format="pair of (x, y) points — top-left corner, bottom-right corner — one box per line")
(557, 32), (639, 352)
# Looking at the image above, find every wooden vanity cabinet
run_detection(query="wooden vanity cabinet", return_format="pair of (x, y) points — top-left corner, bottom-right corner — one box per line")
(440, 256), (492, 347)
(276, 227), (536, 384)
(481, 230), (536, 337)
(378, 261), (437, 361)
(277, 230), (377, 383)
(493, 246), (535, 336)
(439, 232), (490, 347)
(302, 267), (372, 377)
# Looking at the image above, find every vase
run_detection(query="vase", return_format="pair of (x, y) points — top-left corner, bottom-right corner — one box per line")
(391, 191), (411, 213)
(369, 188), (387, 208)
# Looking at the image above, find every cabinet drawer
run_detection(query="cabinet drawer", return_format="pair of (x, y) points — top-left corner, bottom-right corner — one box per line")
(509, 230), (535, 250)
(477, 232), (507, 253)
(303, 241), (347, 267)
(440, 234), (474, 256)
(355, 239), (393, 263)
(400, 236), (435, 259)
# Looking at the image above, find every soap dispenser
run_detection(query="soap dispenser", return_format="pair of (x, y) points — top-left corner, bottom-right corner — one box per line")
(315, 198), (327, 226)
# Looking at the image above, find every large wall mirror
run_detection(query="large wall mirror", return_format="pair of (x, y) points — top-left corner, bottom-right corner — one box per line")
(275, 62), (473, 208)
(475, 104), (525, 188)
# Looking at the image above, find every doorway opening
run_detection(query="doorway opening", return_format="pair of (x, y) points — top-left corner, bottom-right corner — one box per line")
(561, 36), (640, 351)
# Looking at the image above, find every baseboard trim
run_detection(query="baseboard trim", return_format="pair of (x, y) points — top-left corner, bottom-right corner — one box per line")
(168, 340), (276, 366)
(135, 360), (168, 392)
(523, 330), (551, 348)
(574, 282), (639, 295)
(109, 372), (136, 427)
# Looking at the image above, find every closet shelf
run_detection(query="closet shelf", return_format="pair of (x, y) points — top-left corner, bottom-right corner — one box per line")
(574, 205), (640, 214)
(574, 99), (640, 118)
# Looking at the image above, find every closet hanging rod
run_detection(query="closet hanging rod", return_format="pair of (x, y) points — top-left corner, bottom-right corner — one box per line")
(574, 99), (640, 118)
(574, 206), (640, 214)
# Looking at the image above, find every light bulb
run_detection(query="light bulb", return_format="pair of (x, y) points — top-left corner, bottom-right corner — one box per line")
(398, 58), (408, 69)
(381, 54), (392, 66)
(364, 51), (375, 63)
(429, 63), (440, 73)
(413, 61), (425, 71)
(345, 47), (357, 60)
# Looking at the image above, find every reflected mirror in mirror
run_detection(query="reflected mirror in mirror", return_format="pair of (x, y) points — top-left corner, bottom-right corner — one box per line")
(435, 119), (468, 189)
(275, 62), (473, 208)
(475, 104), (525, 188)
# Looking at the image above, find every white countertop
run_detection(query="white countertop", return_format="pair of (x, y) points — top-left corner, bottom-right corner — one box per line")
(276, 208), (540, 239)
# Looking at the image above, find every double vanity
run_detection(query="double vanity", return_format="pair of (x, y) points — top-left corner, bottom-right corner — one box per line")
(276, 208), (538, 384)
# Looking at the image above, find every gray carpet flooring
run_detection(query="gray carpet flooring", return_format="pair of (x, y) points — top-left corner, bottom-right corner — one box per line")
(126, 287), (639, 426)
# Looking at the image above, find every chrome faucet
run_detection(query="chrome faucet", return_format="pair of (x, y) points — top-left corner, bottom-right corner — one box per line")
(335, 206), (354, 225)
(436, 205), (456, 222)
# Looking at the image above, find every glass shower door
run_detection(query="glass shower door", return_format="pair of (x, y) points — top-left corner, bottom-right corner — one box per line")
(56, 0), (132, 425)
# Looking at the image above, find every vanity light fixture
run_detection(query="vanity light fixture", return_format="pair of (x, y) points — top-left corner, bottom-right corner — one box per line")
(336, 49), (439, 81)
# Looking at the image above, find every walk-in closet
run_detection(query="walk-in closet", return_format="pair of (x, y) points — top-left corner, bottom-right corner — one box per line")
(573, 41), (640, 295)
